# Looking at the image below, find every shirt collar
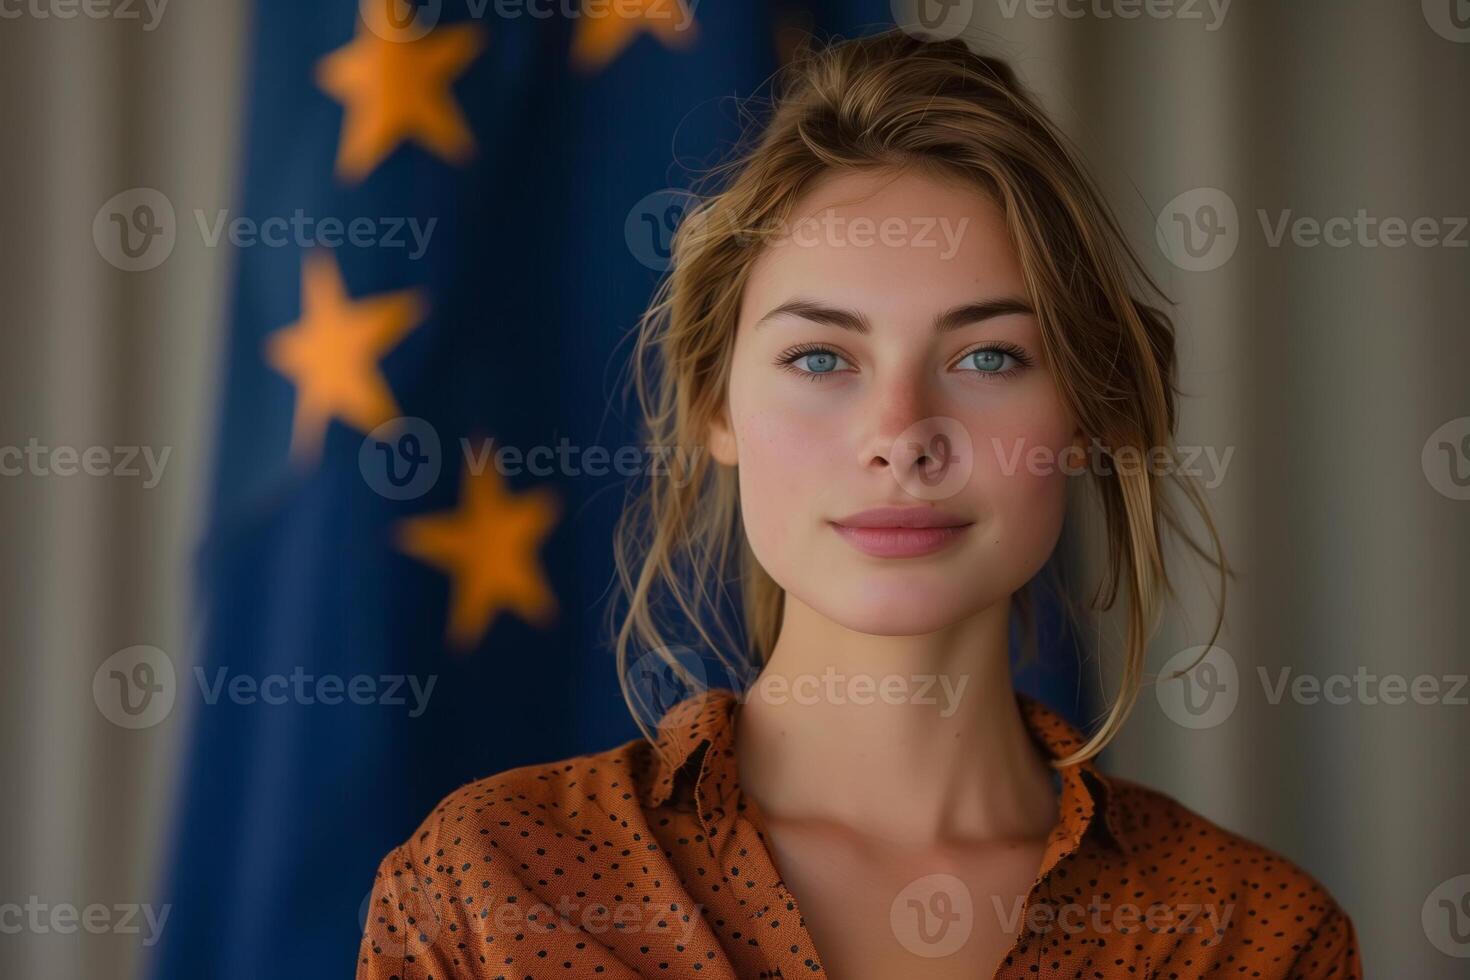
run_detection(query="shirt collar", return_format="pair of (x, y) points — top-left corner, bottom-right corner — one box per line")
(641, 686), (1129, 854)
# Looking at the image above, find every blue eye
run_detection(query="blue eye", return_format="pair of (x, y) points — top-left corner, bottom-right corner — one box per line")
(798, 351), (840, 373)
(967, 349), (1012, 372)
(777, 345), (852, 381)
(957, 343), (1033, 378)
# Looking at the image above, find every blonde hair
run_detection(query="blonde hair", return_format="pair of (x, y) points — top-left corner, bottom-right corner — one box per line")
(607, 27), (1229, 768)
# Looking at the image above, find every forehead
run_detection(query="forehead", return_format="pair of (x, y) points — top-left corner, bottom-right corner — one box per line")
(739, 167), (1027, 327)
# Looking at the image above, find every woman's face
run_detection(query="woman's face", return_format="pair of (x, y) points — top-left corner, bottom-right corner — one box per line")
(708, 167), (1083, 635)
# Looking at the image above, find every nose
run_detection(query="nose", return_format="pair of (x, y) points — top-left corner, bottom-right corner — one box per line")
(860, 371), (937, 474)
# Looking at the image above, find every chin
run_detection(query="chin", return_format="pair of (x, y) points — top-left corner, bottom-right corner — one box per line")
(807, 579), (993, 637)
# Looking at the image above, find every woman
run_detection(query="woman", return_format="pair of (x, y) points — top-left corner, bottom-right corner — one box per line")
(358, 28), (1360, 979)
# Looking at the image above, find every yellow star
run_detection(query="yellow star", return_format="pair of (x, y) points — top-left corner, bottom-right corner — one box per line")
(397, 463), (560, 651)
(570, 0), (698, 72)
(316, 11), (485, 182)
(264, 251), (426, 458)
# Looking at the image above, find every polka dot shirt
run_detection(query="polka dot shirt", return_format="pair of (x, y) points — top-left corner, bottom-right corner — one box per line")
(357, 688), (1361, 978)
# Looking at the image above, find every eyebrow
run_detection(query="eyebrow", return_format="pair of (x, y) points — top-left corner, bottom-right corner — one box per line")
(754, 296), (1036, 334)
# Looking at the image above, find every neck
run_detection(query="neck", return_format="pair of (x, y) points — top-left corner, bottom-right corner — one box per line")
(733, 593), (1058, 847)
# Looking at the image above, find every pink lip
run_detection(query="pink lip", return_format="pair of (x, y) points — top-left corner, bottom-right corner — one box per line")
(829, 507), (973, 558)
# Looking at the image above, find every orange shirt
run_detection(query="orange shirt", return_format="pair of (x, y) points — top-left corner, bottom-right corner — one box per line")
(357, 688), (1361, 978)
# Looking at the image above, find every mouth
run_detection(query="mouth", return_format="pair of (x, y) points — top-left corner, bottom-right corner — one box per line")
(828, 506), (974, 559)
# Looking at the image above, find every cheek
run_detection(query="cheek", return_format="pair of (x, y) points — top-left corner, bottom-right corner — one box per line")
(966, 391), (1076, 571)
(730, 401), (847, 567)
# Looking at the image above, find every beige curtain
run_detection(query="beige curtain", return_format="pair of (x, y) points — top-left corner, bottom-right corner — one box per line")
(0, 4), (244, 979)
(1, 2), (1464, 978)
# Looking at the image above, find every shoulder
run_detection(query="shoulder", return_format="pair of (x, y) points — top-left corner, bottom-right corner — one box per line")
(1105, 773), (1338, 896)
(404, 734), (662, 858)
(357, 737), (667, 978)
(1099, 773), (1361, 976)
(403, 691), (723, 847)
(378, 689), (726, 882)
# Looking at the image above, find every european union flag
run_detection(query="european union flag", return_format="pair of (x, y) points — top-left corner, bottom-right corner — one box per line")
(147, 2), (1080, 977)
